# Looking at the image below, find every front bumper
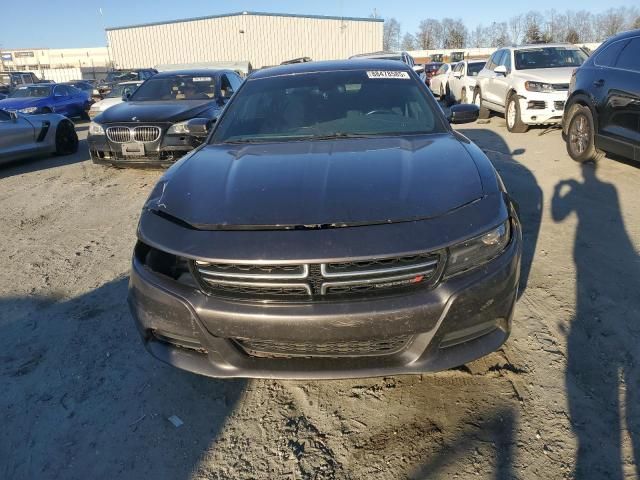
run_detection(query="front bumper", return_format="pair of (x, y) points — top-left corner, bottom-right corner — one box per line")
(517, 90), (568, 125)
(128, 222), (522, 379)
(88, 131), (202, 168)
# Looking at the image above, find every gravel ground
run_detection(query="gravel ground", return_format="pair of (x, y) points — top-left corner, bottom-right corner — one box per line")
(1, 117), (639, 479)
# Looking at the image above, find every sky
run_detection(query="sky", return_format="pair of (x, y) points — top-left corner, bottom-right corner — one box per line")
(1, 0), (637, 49)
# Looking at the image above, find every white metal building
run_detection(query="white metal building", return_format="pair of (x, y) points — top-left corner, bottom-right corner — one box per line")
(106, 11), (384, 69)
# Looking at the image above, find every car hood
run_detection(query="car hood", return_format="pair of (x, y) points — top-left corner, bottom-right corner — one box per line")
(97, 100), (217, 123)
(514, 67), (575, 84)
(150, 134), (485, 229)
(0, 97), (45, 109)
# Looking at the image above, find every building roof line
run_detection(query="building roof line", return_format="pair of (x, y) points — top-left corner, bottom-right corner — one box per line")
(105, 11), (384, 31)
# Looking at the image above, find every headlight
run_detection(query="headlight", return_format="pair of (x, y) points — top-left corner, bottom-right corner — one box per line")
(167, 120), (190, 135)
(524, 81), (556, 93)
(167, 118), (210, 136)
(92, 89), (100, 95)
(19, 106), (39, 114)
(89, 122), (105, 135)
(444, 221), (511, 277)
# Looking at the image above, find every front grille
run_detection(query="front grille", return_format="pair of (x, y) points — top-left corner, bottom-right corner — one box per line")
(234, 335), (413, 358)
(527, 100), (546, 110)
(106, 126), (131, 143)
(554, 101), (566, 111)
(106, 126), (161, 143)
(133, 126), (161, 142)
(191, 252), (443, 302)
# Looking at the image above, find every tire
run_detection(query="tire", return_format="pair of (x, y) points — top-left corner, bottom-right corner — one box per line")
(461, 87), (468, 104)
(55, 120), (79, 156)
(444, 83), (454, 106)
(81, 109), (91, 121)
(565, 104), (605, 163)
(473, 89), (490, 119)
(505, 95), (529, 133)
(439, 84), (445, 101)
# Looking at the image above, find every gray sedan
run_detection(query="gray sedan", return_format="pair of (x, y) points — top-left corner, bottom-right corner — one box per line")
(0, 109), (78, 164)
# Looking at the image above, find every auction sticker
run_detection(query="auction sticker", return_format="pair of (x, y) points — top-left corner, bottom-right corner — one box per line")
(367, 71), (410, 79)
(192, 77), (212, 82)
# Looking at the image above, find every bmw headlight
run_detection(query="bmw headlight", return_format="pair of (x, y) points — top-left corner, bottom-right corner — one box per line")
(19, 106), (39, 114)
(167, 120), (190, 135)
(167, 118), (210, 136)
(444, 221), (511, 277)
(524, 81), (556, 93)
(89, 122), (105, 135)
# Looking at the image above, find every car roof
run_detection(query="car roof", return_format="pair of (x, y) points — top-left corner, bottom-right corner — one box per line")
(511, 43), (582, 50)
(153, 69), (229, 78)
(251, 59), (412, 79)
(603, 28), (640, 42)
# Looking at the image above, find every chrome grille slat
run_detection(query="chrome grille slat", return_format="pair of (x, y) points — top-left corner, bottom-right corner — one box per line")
(106, 126), (131, 143)
(106, 126), (161, 143)
(191, 252), (443, 301)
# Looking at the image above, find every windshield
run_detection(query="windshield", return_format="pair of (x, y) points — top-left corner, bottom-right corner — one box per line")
(515, 47), (587, 70)
(106, 71), (140, 82)
(211, 69), (444, 144)
(10, 86), (52, 98)
(467, 62), (485, 76)
(130, 75), (217, 101)
(107, 83), (141, 98)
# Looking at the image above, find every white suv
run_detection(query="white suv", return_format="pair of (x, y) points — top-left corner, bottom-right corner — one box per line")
(473, 44), (588, 132)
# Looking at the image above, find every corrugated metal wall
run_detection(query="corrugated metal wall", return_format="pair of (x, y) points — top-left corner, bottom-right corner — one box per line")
(107, 13), (383, 69)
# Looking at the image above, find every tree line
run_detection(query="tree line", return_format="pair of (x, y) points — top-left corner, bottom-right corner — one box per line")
(382, 6), (640, 51)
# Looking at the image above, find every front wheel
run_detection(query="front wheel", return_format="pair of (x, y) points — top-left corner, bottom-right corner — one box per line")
(473, 89), (490, 119)
(505, 95), (529, 133)
(55, 120), (79, 155)
(565, 104), (604, 163)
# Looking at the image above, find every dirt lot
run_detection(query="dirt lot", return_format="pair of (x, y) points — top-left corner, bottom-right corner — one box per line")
(1, 117), (639, 480)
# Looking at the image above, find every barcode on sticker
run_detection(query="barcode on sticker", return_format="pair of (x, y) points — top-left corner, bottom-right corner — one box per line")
(366, 71), (410, 79)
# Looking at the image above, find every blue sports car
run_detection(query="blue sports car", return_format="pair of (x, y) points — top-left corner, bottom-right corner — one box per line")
(0, 84), (91, 119)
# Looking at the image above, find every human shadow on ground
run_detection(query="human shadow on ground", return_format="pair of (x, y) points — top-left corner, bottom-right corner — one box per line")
(0, 278), (245, 480)
(553, 163), (640, 479)
(458, 128), (543, 298)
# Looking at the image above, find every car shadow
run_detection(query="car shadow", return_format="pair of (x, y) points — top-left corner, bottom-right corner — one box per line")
(0, 138), (89, 180)
(0, 278), (245, 480)
(552, 162), (640, 479)
(457, 128), (543, 298)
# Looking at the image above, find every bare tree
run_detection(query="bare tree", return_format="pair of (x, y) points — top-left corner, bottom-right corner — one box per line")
(401, 33), (417, 51)
(469, 24), (487, 48)
(441, 18), (467, 49)
(509, 14), (524, 45)
(634, 16), (640, 29)
(383, 18), (401, 51)
(416, 19), (442, 50)
(572, 10), (595, 43)
(565, 28), (580, 44)
(524, 11), (544, 43)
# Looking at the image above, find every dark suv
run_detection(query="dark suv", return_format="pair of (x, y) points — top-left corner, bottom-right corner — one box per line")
(128, 60), (522, 379)
(563, 29), (640, 163)
(0, 71), (41, 96)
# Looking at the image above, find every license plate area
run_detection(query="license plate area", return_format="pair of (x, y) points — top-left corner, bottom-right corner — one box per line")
(122, 142), (145, 156)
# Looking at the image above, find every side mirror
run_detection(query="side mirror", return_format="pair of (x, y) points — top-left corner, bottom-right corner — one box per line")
(448, 104), (480, 124)
(186, 118), (210, 137)
(122, 91), (131, 101)
(494, 65), (508, 76)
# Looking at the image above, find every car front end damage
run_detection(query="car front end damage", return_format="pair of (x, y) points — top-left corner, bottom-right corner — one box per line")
(87, 120), (208, 167)
(515, 82), (570, 125)
(128, 193), (522, 380)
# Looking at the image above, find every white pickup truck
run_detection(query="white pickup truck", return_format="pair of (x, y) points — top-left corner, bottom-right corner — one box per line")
(473, 44), (588, 132)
